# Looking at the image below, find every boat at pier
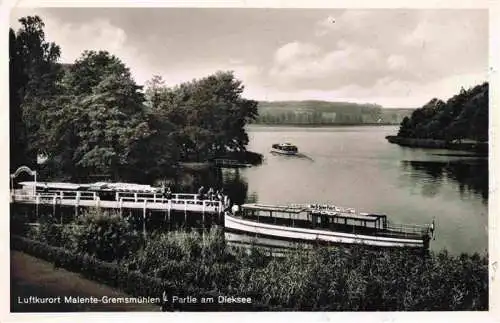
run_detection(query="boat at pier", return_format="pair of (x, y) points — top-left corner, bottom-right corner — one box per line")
(271, 143), (298, 155)
(225, 203), (433, 250)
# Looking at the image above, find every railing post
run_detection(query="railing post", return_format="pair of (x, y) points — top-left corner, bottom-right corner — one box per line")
(167, 200), (171, 226)
(134, 193), (138, 203)
(143, 200), (147, 238)
(202, 201), (206, 227)
(75, 191), (80, 220)
(184, 201), (187, 223)
(119, 197), (123, 217)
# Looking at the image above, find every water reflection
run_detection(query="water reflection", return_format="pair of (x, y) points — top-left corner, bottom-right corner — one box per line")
(401, 159), (488, 203)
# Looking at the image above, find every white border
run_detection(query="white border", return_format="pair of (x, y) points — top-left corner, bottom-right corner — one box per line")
(0, 1), (497, 323)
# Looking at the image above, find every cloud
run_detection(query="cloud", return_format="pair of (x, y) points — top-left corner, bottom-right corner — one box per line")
(11, 11), (154, 85)
(266, 9), (487, 106)
(9, 8), (487, 107)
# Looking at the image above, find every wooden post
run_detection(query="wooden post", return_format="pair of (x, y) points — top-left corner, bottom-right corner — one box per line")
(143, 200), (147, 238)
(52, 196), (57, 219)
(119, 197), (123, 217)
(36, 195), (40, 219)
(168, 200), (171, 224)
(134, 193), (138, 203)
(75, 191), (80, 220)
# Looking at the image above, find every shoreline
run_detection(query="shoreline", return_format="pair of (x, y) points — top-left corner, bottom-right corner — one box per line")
(248, 123), (399, 127)
(386, 135), (488, 153)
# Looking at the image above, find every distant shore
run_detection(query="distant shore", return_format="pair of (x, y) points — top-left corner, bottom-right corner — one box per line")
(248, 123), (399, 127)
(386, 135), (488, 153)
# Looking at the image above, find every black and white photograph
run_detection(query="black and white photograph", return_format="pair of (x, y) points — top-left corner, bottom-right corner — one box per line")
(4, 2), (495, 318)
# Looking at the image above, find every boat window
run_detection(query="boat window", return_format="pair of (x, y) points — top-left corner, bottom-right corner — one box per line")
(258, 210), (271, 217)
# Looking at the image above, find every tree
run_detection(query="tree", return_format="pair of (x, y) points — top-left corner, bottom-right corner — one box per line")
(9, 16), (62, 170)
(395, 83), (488, 143)
(9, 28), (29, 171)
(44, 51), (151, 181)
(148, 71), (259, 162)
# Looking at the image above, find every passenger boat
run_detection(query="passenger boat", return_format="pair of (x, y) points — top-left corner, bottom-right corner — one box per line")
(271, 143), (298, 155)
(225, 203), (434, 250)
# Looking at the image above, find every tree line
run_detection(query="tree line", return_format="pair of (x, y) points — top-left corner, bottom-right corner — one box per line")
(397, 82), (488, 142)
(253, 101), (414, 125)
(9, 16), (258, 183)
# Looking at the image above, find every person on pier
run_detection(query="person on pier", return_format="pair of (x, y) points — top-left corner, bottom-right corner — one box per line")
(165, 186), (172, 200)
(207, 187), (214, 200)
(198, 186), (205, 200)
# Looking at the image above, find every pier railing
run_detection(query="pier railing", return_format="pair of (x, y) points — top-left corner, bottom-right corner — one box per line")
(10, 189), (226, 214)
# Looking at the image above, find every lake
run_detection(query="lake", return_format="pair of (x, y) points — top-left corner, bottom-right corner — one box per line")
(220, 125), (488, 255)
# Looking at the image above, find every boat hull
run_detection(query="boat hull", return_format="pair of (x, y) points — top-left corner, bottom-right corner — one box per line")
(224, 213), (427, 249)
(270, 148), (298, 155)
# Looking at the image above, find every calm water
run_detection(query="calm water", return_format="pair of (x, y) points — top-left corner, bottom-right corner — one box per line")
(221, 125), (488, 255)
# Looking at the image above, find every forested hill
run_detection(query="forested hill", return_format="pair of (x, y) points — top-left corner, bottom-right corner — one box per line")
(396, 82), (488, 142)
(253, 100), (414, 125)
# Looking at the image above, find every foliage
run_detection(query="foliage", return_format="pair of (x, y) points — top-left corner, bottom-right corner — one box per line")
(397, 83), (488, 142)
(62, 209), (145, 262)
(14, 210), (488, 311)
(143, 72), (259, 163)
(9, 16), (62, 170)
(42, 51), (152, 181)
(10, 15), (260, 181)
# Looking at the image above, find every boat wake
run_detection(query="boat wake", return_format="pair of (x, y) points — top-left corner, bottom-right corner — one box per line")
(270, 151), (314, 161)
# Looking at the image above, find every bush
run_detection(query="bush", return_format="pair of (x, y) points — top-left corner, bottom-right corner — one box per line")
(68, 209), (145, 262)
(11, 213), (489, 311)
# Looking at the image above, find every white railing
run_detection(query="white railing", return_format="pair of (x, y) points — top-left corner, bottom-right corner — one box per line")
(386, 223), (430, 236)
(11, 189), (225, 213)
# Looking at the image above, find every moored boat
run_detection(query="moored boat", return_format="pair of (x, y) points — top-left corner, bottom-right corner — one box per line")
(225, 203), (433, 250)
(271, 143), (298, 155)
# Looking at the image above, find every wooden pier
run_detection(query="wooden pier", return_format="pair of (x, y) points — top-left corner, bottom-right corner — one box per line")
(10, 188), (230, 232)
(213, 159), (251, 168)
(10, 189), (226, 214)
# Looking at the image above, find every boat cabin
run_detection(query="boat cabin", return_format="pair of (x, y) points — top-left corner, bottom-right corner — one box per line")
(271, 143), (298, 153)
(236, 203), (388, 234)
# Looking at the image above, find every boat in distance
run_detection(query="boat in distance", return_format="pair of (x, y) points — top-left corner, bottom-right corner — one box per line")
(271, 143), (298, 155)
(225, 203), (434, 250)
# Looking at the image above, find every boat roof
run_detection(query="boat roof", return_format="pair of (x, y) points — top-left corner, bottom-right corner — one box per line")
(310, 210), (382, 221)
(88, 182), (157, 192)
(241, 203), (307, 213)
(241, 203), (385, 221)
(18, 181), (157, 192)
(19, 181), (86, 190)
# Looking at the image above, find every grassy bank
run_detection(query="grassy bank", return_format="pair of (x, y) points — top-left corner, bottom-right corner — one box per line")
(13, 211), (489, 311)
(386, 136), (488, 153)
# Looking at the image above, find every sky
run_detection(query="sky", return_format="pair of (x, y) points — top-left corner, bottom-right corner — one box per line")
(9, 7), (489, 108)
